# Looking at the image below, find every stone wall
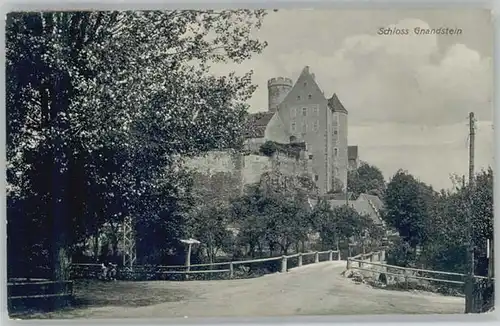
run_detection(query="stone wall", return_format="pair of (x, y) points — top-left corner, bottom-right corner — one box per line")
(185, 147), (312, 204)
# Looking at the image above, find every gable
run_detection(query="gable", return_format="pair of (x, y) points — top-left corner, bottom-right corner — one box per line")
(277, 66), (327, 113)
(264, 112), (291, 143)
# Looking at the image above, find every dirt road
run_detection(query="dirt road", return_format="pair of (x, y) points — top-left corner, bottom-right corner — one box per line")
(31, 261), (465, 319)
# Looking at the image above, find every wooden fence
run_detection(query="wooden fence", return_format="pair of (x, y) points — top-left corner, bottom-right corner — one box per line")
(7, 279), (74, 312)
(347, 250), (495, 313)
(71, 249), (341, 281)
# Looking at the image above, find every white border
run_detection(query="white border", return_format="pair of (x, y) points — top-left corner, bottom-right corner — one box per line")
(0, 0), (498, 325)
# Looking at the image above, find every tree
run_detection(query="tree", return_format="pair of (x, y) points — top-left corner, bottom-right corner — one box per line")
(425, 168), (493, 274)
(383, 170), (437, 251)
(188, 202), (234, 265)
(6, 10), (268, 279)
(311, 200), (379, 252)
(310, 200), (338, 249)
(230, 171), (315, 257)
(347, 161), (386, 198)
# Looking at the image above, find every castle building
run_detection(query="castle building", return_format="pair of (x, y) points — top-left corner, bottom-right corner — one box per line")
(348, 145), (359, 171)
(245, 66), (358, 195)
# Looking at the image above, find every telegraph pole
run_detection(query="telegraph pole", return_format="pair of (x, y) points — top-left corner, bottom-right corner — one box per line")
(469, 112), (475, 184)
(464, 112), (475, 313)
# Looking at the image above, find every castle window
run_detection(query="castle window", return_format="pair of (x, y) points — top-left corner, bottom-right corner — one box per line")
(291, 107), (297, 118)
(313, 105), (319, 116)
(334, 148), (338, 156)
(291, 122), (296, 132)
(301, 122), (307, 133)
(309, 154), (313, 160)
(308, 94), (312, 99)
(297, 95), (301, 100)
(333, 129), (338, 135)
(304, 82), (307, 86)
(302, 107), (307, 116)
(312, 120), (319, 131)
(314, 175), (319, 181)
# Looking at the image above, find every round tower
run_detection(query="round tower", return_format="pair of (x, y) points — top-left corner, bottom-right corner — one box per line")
(267, 77), (293, 113)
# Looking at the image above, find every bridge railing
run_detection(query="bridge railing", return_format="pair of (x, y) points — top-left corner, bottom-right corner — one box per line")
(71, 249), (341, 281)
(346, 249), (495, 312)
(347, 250), (494, 286)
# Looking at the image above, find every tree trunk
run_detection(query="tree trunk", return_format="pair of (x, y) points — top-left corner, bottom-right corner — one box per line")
(93, 232), (99, 262)
(49, 70), (71, 283)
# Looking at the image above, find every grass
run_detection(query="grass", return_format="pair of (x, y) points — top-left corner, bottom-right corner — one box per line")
(9, 279), (191, 319)
(71, 279), (190, 307)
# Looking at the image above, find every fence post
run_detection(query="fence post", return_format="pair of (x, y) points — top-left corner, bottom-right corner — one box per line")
(298, 253), (303, 267)
(337, 250), (341, 261)
(346, 258), (351, 270)
(380, 249), (386, 262)
(328, 250), (333, 261)
(370, 253), (374, 263)
(281, 256), (288, 273)
(229, 262), (234, 279)
(404, 270), (409, 290)
(314, 252), (319, 263)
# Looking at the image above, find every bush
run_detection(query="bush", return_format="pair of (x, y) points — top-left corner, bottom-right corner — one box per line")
(386, 239), (416, 267)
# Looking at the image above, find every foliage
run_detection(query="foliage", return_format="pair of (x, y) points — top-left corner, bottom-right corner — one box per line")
(259, 141), (279, 157)
(347, 161), (386, 198)
(310, 199), (381, 251)
(230, 173), (314, 256)
(386, 237), (415, 267)
(383, 170), (436, 249)
(6, 10), (268, 278)
(258, 140), (303, 159)
(425, 168), (493, 274)
(384, 168), (493, 277)
(189, 203), (235, 264)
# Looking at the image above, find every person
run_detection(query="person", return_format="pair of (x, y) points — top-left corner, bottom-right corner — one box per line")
(107, 262), (117, 281)
(101, 263), (108, 280)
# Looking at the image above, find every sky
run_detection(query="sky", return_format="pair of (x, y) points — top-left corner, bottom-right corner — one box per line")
(212, 9), (494, 191)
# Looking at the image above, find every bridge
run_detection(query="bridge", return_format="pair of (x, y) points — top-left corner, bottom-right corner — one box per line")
(43, 260), (464, 319)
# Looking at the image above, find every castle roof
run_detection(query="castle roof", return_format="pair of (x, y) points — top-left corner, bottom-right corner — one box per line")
(348, 146), (358, 160)
(328, 93), (348, 114)
(244, 111), (275, 139)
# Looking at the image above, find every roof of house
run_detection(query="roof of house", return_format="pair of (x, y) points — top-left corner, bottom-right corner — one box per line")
(244, 111), (275, 139)
(358, 193), (384, 212)
(351, 199), (383, 226)
(348, 146), (358, 160)
(327, 93), (348, 114)
(309, 192), (354, 201)
(308, 193), (384, 226)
